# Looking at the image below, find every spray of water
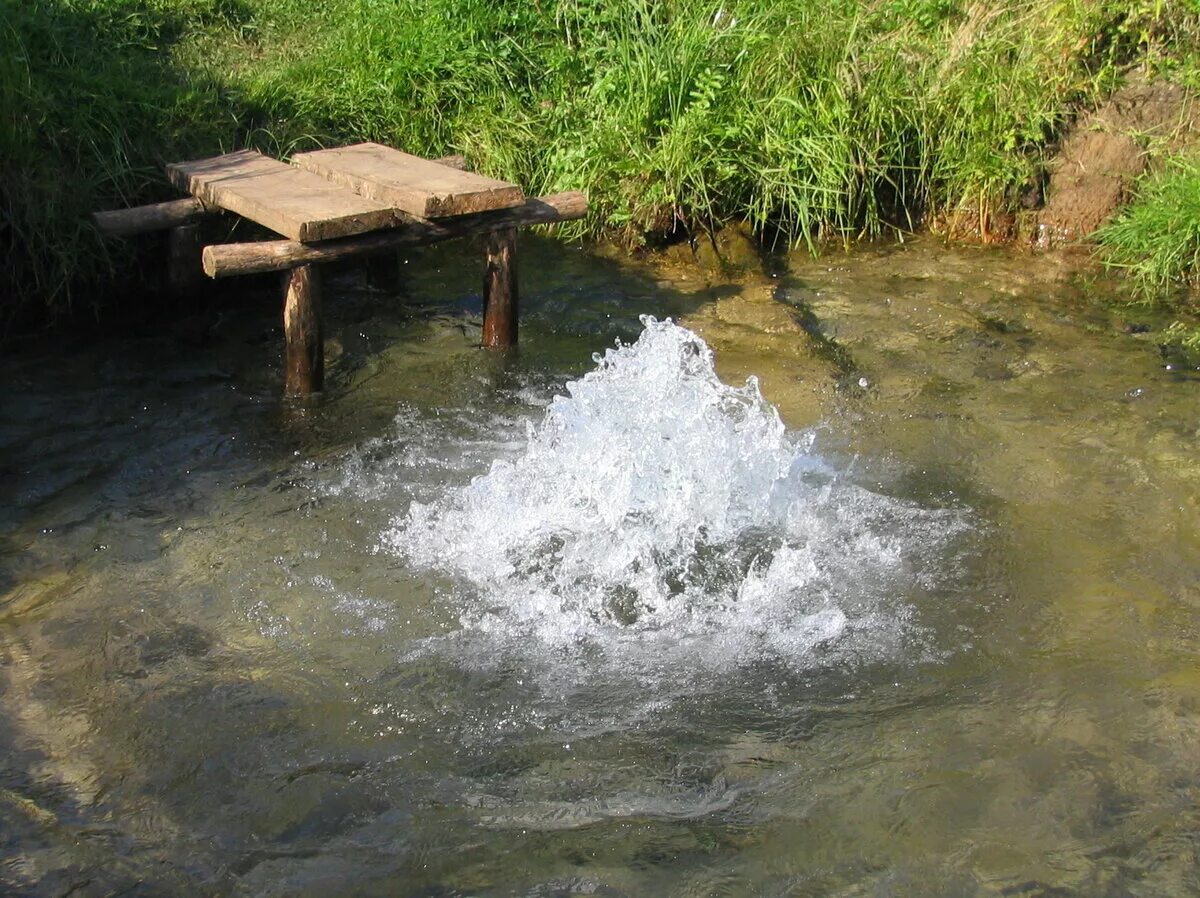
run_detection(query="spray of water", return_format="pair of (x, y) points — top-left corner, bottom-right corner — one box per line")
(384, 317), (964, 676)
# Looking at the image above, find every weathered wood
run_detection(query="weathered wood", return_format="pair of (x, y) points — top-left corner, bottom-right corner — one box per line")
(168, 149), (399, 243)
(283, 265), (323, 395)
(92, 155), (467, 238)
(202, 191), (588, 278)
(482, 228), (518, 348)
(166, 224), (205, 298)
(293, 142), (523, 219)
(93, 198), (210, 237)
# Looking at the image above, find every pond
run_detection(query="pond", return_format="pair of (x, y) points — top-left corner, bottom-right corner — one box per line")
(1, 238), (1198, 896)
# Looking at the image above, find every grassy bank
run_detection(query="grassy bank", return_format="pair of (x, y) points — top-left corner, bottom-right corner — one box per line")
(1097, 152), (1200, 353)
(2, 0), (1197, 325)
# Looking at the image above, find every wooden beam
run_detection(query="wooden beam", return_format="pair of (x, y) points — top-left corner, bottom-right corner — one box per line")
(202, 191), (587, 278)
(292, 142), (523, 218)
(482, 228), (518, 348)
(283, 265), (323, 395)
(93, 197), (210, 237)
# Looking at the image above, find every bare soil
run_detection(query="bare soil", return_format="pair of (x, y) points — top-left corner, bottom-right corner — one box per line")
(1036, 78), (1197, 246)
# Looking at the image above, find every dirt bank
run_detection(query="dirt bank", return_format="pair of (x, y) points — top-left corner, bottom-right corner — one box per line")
(1036, 77), (1197, 246)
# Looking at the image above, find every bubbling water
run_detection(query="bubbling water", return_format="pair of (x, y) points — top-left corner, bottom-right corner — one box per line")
(385, 317), (965, 676)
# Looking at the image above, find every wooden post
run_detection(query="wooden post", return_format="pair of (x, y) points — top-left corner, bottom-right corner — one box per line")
(482, 228), (518, 349)
(93, 197), (212, 237)
(166, 224), (205, 298)
(283, 265), (323, 395)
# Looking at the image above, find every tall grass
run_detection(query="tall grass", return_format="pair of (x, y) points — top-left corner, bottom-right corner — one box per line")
(1, 0), (1196, 324)
(0, 0), (239, 323)
(236, 0), (1098, 246)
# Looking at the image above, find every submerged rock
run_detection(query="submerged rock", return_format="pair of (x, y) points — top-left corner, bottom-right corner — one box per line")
(694, 221), (764, 272)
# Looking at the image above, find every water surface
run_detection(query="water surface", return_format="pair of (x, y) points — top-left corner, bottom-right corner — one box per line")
(1, 239), (1197, 896)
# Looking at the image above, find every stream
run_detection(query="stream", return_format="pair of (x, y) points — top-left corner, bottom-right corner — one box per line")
(1, 238), (1198, 896)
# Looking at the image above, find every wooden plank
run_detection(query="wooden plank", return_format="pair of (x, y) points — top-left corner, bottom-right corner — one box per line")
(167, 149), (399, 243)
(203, 191), (587, 278)
(93, 155), (467, 238)
(292, 142), (524, 218)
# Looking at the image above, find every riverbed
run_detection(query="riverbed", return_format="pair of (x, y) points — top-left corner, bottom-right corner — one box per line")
(2, 238), (1197, 896)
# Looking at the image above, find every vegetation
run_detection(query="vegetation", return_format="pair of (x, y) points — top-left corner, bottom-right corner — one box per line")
(1, 0), (1198, 325)
(1096, 153), (1200, 353)
(1097, 154), (1200, 298)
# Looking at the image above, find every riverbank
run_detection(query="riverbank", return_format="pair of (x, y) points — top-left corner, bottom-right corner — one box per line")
(2, 0), (1198, 329)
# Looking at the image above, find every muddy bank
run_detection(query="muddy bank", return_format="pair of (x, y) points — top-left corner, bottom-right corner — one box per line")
(1036, 77), (1198, 246)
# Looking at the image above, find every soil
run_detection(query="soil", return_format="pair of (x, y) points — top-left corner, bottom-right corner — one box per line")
(1035, 77), (1197, 246)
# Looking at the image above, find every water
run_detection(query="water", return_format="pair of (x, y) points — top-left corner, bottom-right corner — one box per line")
(389, 316), (964, 681)
(1, 239), (1198, 896)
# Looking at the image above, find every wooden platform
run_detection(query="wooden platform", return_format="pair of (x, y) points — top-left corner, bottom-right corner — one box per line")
(96, 142), (588, 396)
(167, 149), (400, 243)
(292, 142), (524, 218)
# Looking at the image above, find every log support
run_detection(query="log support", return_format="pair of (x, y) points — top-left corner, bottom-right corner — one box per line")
(283, 265), (323, 395)
(166, 224), (205, 298)
(482, 228), (518, 349)
(93, 197), (211, 237)
(202, 192), (586, 278)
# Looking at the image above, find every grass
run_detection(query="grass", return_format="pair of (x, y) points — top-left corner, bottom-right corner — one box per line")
(1096, 153), (1200, 354)
(1097, 153), (1200, 297)
(1, 0), (1197, 325)
(0, 0), (241, 323)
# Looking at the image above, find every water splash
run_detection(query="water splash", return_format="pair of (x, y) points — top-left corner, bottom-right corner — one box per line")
(385, 317), (965, 675)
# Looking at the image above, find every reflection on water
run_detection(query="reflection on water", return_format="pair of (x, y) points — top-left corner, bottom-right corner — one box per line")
(1, 238), (1198, 896)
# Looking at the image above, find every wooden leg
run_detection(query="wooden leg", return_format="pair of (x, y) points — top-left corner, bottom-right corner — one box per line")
(283, 264), (323, 395)
(482, 228), (518, 349)
(166, 224), (205, 298)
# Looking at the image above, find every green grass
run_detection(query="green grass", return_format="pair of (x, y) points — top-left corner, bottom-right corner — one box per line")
(1097, 153), (1200, 297)
(2, 0), (1197, 325)
(0, 0), (242, 322)
(1096, 153), (1200, 354)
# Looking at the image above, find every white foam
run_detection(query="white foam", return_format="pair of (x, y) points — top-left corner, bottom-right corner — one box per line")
(383, 317), (964, 676)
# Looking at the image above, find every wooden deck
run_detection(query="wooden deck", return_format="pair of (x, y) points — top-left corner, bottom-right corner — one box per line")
(292, 142), (524, 219)
(167, 149), (399, 243)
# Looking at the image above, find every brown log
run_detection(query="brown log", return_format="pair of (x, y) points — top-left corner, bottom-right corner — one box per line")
(203, 192), (587, 278)
(482, 228), (518, 348)
(92, 198), (211, 237)
(283, 265), (323, 395)
(166, 224), (205, 298)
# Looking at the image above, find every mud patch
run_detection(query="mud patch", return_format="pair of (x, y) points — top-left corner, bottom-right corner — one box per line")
(1037, 78), (1197, 245)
